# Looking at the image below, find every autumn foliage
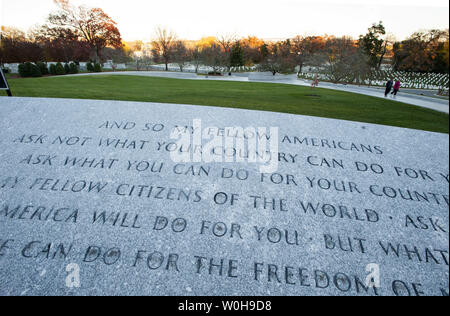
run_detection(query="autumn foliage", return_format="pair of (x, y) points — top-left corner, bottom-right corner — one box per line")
(0, 0), (123, 64)
(0, 2), (448, 77)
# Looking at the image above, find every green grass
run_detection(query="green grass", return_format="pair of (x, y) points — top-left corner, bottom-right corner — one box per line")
(2, 75), (448, 133)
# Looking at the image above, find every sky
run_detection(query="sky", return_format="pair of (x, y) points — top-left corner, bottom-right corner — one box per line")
(1, 0), (449, 41)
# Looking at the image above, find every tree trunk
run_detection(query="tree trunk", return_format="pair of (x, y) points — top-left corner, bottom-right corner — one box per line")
(90, 47), (99, 63)
(378, 42), (387, 70)
(95, 46), (102, 63)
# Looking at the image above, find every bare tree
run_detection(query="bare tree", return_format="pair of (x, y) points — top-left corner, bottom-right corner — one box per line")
(172, 40), (189, 72)
(201, 43), (224, 74)
(190, 45), (202, 73)
(151, 26), (177, 71)
(217, 33), (237, 74)
(377, 33), (396, 70)
(349, 51), (373, 85)
(134, 55), (153, 71)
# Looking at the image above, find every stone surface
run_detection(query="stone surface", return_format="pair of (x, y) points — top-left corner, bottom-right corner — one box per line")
(0, 97), (448, 296)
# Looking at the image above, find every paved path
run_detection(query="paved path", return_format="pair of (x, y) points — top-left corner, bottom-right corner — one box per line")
(66, 71), (449, 114)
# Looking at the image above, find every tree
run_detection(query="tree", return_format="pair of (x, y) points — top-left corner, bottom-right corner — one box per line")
(291, 35), (326, 74)
(94, 63), (102, 72)
(30, 64), (43, 77)
(359, 22), (386, 69)
(49, 64), (57, 75)
(102, 46), (133, 64)
(217, 34), (237, 74)
(135, 55), (153, 71)
(127, 41), (151, 71)
(69, 62), (78, 74)
(36, 26), (91, 62)
(86, 62), (94, 72)
(393, 29), (449, 73)
(260, 41), (295, 75)
(44, 0), (122, 62)
(172, 40), (189, 72)
(433, 35), (449, 73)
(201, 42), (224, 74)
(19, 62), (33, 77)
(64, 63), (71, 74)
(55, 62), (66, 75)
(322, 36), (359, 83)
(349, 51), (373, 85)
(0, 26), (44, 63)
(37, 62), (49, 75)
(240, 36), (266, 65)
(190, 45), (203, 73)
(151, 27), (177, 71)
(230, 42), (244, 68)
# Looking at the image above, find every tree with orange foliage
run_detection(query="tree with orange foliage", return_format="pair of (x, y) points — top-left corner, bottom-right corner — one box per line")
(44, 0), (122, 61)
(291, 36), (326, 74)
(197, 37), (218, 50)
(260, 41), (295, 76)
(393, 29), (449, 73)
(322, 36), (360, 83)
(240, 36), (266, 65)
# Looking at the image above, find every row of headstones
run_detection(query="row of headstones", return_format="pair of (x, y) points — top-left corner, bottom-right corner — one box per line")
(102, 60), (127, 70)
(361, 70), (449, 84)
(299, 69), (449, 89)
(147, 64), (257, 74)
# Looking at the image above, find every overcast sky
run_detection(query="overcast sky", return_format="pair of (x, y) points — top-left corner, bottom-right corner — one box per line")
(1, 0), (449, 41)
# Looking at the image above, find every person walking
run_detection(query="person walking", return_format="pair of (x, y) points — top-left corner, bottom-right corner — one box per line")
(311, 74), (319, 89)
(391, 80), (401, 97)
(385, 79), (393, 97)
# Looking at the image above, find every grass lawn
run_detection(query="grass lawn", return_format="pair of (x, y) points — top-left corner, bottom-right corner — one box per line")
(2, 75), (448, 134)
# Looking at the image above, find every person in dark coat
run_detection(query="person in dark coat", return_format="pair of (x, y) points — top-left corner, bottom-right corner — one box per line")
(385, 79), (393, 97)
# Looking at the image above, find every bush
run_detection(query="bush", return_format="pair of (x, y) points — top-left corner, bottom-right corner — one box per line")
(64, 63), (71, 74)
(18, 64), (26, 77)
(30, 64), (42, 77)
(49, 64), (57, 75)
(87, 62), (94, 72)
(18, 62), (33, 77)
(37, 62), (49, 75)
(69, 62), (79, 74)
(55, 62), (66, 75)
(2, 68), (9, 74)
(94, 63), (102, 73)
